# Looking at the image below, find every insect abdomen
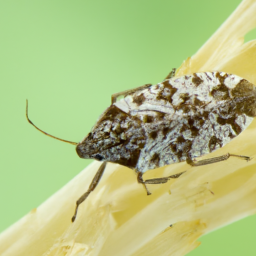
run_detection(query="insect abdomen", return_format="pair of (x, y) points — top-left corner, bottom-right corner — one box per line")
(118, 72), (256, 173)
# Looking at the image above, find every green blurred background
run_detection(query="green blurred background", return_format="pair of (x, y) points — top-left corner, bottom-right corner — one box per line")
(1, 0), (256, 255)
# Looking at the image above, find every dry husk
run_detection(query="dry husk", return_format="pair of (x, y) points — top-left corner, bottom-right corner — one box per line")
(1, 0), (256, 255)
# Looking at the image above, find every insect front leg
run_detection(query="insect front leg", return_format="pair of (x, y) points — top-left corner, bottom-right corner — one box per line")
(111, 68), (176, 104)
(186, 153), (250, 167)
(71, 161), (107, 222)
(111, 83), (152, 104)
(137, 171), (186, 196)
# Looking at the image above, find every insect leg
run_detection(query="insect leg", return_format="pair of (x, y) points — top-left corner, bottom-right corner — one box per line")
(71, 161), (107, 222)
(143, 172), (186, 184)
(137, 172), (152, 195)
(111, 84), (152, 104)
(187, 153), (250, 167)
(137, 171), (186, 195)
(163, 68), (176, 80)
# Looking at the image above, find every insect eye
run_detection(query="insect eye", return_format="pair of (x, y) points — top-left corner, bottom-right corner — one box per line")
(94, 154), (105, 161)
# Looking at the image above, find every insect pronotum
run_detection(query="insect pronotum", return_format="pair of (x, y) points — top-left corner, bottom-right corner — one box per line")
(26, 69), (255, 222)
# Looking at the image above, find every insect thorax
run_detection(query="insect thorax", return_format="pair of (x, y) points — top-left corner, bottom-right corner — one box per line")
(77, 72), (256, 173)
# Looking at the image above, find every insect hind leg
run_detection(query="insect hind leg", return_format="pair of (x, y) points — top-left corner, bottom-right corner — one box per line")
(187, 153), (250, 167)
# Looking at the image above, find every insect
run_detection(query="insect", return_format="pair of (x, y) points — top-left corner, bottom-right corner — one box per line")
(26, 69), (256, 222)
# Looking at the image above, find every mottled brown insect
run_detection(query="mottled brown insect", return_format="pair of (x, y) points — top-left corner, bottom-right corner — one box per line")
(26, 69), (255, 222)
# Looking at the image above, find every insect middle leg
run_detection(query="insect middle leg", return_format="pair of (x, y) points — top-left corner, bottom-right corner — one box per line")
(71, 161), (107, 222)
(186, 153), (250, 167)
(137, 171), (186, 195)
(163, 68), (176, 80)
(111, 83), (152, 104)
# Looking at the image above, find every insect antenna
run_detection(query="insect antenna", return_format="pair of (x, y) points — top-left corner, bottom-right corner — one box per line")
(26, 100), (78, 146)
